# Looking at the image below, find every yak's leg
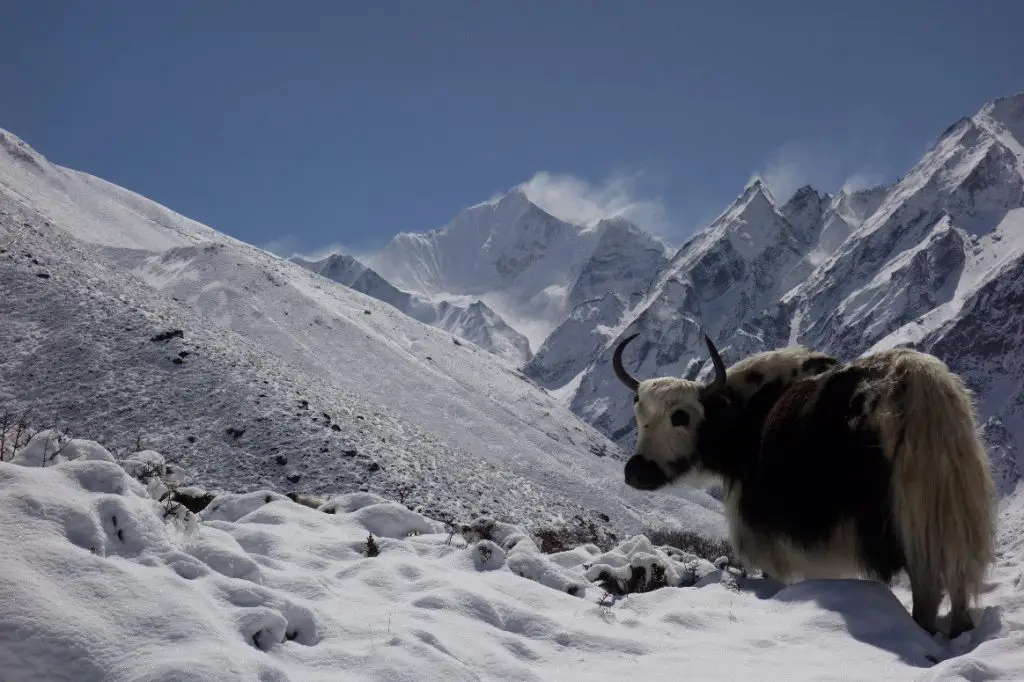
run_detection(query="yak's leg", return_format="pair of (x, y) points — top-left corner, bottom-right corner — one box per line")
(946, 580), (975, 639)
(908, 565), (942, 635)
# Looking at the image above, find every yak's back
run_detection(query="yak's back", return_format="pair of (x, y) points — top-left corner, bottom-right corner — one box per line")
(724, 346), (841, 406)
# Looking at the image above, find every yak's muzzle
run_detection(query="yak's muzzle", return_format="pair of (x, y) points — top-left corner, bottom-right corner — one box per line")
(624, 455), (668, 490)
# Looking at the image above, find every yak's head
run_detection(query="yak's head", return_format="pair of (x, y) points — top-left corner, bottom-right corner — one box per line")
(613, 332), (733, 491)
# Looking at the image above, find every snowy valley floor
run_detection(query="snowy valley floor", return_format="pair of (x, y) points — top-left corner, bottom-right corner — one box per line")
(2, 433), (1023, 681)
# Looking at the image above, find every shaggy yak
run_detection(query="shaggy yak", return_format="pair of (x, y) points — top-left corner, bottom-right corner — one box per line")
(612, 333), (996, 638)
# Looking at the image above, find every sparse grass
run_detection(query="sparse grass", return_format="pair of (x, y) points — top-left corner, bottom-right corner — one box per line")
(38, 425), (73, 466)
(1, 410), (203, 523)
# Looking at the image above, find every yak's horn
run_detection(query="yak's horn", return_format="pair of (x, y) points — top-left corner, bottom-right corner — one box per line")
(612, 333), (641, 392)
(704, 333), (727, 391)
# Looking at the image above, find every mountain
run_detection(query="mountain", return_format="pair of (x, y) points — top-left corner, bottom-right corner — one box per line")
(545, 178), (822, 440)
(0, 127), (727, 545)
(368, 189), (672, 352)
(543, 92), (1024, 496)
(291, 252), (532, 365)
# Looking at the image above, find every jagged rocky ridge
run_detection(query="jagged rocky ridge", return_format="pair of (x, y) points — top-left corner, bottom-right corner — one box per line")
(562, 93), (1024, 493)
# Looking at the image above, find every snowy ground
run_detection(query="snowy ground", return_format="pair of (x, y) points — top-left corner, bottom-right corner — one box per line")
(2, 434), (1022, 681)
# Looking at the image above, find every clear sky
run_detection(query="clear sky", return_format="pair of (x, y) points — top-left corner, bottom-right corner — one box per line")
(3, 1), (1022, 256)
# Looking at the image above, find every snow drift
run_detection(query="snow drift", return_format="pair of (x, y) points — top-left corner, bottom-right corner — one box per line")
(3, 435), (1023, 681)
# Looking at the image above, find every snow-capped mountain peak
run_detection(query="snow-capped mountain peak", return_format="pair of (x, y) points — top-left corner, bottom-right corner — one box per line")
(674, 177), (796, 267)
(974, 91), (1024, 162)
(368, 188), (672, 352)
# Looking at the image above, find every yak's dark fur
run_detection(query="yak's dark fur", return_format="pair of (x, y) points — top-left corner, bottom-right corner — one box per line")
(696, 361), (906, 584)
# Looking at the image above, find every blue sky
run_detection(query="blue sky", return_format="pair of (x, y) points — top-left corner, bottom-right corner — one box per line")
(2, 1), (1022, 256)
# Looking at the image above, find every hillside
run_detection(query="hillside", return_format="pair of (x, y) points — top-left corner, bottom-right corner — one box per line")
(0, 127), (725, 545)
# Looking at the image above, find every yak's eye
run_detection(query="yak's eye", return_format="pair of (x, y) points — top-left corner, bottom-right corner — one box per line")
(633, 395), (639, 404)
(670, 410), (690, 427)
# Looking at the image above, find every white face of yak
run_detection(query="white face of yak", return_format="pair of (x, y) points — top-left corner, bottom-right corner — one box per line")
(612, 332), (729, 491)
(626, 378), (712, 489)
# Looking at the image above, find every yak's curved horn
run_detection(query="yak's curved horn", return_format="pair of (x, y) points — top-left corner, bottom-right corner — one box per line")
(704, 333), (727, 392)
(612, 333), (641, 392)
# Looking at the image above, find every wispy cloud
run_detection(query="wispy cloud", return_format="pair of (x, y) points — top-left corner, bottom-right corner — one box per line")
(259, 236), (304, 259)
(750, 143), (888, 204)
(840, 171), (886, 194)
(518, 170), (672, 236)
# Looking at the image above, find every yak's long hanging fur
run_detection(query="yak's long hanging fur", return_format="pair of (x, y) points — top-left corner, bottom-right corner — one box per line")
(868, 348), (996, 634)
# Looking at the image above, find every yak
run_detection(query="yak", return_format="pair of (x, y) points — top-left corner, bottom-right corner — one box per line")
(612, 332), (996, 638)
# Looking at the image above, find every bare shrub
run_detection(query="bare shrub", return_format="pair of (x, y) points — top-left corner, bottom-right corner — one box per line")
(643, 526), (737, 565)
(533, 515), (617, 553)
(0, 408), (34, 462)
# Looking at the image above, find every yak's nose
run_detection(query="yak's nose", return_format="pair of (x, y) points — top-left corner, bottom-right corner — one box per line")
(624, 455), (667, 490)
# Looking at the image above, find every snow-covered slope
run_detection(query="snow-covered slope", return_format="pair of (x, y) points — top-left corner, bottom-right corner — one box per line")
(3, 437), (1024, 681)
(369, 189), (671, 351)
(292, 252), (532, 365)
(0, 127), (725, 545)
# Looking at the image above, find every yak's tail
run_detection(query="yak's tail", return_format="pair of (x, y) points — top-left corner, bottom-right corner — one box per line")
(878, 348), (996, 620)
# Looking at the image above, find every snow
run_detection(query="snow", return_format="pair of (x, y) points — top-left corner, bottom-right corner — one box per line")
(3, 446), (1024, 681)
(0, 130), (214, 252)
